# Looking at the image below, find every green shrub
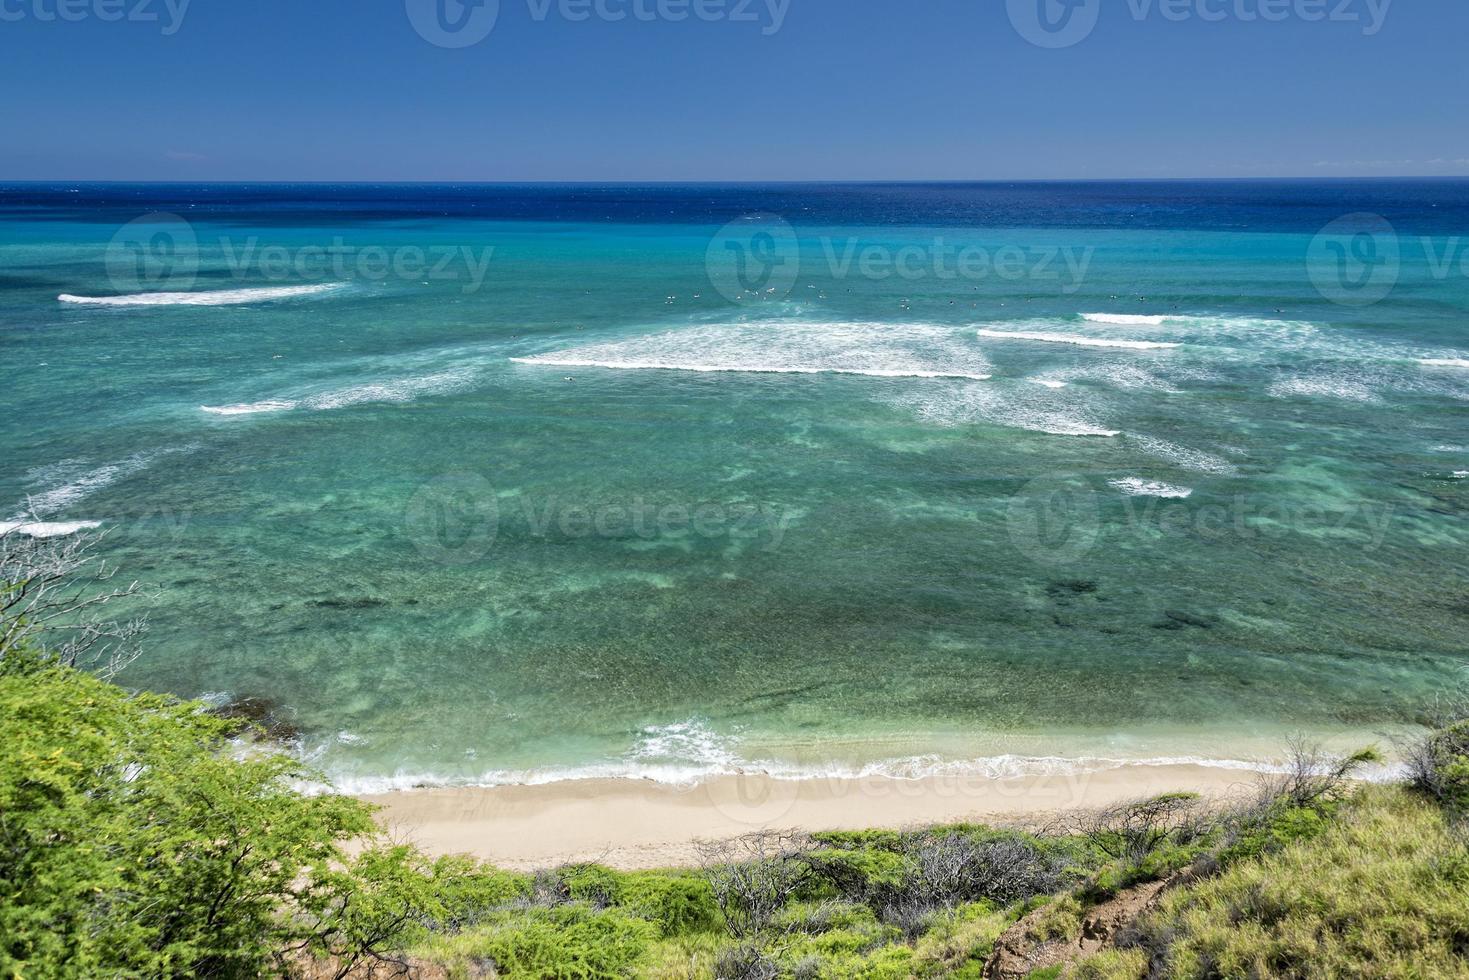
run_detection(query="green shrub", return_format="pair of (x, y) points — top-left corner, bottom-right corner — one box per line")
(455, 904), (656, 978)
(555, 862), (625, 907)
(0, 665), (380, 978)
(1064, 949), (1149, 979)
(772, 900), (881, 935)
(1027, 895), (1084, 943)
(619, 871), (721, 936)
(804, 847), (911, 903)
(910, 902), (1011, 976)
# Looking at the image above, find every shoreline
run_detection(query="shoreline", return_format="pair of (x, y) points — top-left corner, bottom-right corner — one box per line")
(360, 763), (1269, 870)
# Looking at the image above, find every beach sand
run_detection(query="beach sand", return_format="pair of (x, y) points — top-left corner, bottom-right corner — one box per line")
(360, 764), (1262, 870)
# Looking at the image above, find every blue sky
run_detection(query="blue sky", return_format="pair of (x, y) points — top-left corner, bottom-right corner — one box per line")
(1, 0), (1465, 180)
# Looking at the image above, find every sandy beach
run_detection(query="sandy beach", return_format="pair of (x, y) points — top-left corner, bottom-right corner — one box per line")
(361, 763), (1263, 870)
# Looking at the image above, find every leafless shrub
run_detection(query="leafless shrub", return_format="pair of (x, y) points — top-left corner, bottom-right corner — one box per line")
(1068, 793), (1203, 867)
(1253, 735), (1381, 811)
(791, 955), (823, 980)
(906, 833), (1064, 908)
(697, 831), (812, 940)
(713, 943), (780, 980)
(1404, 721), (1469, 814)
(876, 891), (939, 940)
(0, 521), (150, 678)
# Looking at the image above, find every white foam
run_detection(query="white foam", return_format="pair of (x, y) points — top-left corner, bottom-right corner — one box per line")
(899, 382), (1120, 437)
(1081, 313), (1171, 325)
(13, 445), (197, 516)
(1420, 358), (1469, 369)
(58, 283), (345, 307)
(303, 369), (474, 410)
(1129, 435), (1240, 475)
(1030, 378), (1069, 388)
(200, 370), (474, 417)
(976, 328), (1179, 350)
(1267, 375), (1381, 404)
(200, 399), (299, 416)
(1453, 471), (1468, 480)
(514, 321), (996, 382)
(513, 356), (990, 381)
(1042, 363), (1183, 393)
(1108, 478), (1193, 499)
(0, 519), (102, 538)
(629, 718), (741, 768)
(309, 752), (1402, 795)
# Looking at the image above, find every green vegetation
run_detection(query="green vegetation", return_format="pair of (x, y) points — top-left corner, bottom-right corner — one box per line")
(4, 528), (1469, 978)
(1130, 785), (1469, 978)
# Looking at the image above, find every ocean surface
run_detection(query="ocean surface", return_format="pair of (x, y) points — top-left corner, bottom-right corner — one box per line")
(2, 180), (1467, 791)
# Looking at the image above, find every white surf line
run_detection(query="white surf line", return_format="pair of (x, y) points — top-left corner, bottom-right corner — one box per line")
(0, 519), (103, 538)
(59, 284), (344, 306)
(509, 356), (992, 381)
(976, 329), (1179, 350)
(1080, 313), (1173, 325)
(1108, 477), (1193, 498)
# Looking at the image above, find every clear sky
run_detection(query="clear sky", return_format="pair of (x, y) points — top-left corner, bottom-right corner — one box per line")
(1, 0), (1465, 181)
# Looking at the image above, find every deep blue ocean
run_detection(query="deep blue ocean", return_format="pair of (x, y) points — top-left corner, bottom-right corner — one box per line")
(2, 180), (1466, 789)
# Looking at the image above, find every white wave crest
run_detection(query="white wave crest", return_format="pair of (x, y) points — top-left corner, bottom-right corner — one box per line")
(976, 328), (1179, 350)
(312, 752), (1401, 795)
(201, 399), (299, 416)
(1108, 478), (1193, 499)
(1128, 436), (1239, 475)
(1267, 374), (1382, 404)
(1081, 313), (1171, 325)
(0, 519), (103, 538)
(1420, 358), (1469, 369)
(59, 283), (345, 307)
(629, 718), (741, 768)
(513, 321), (995, 381)
(898, 382), (1120, 437)
(13, 445), (197, 516)
(200, 370), (475, 417)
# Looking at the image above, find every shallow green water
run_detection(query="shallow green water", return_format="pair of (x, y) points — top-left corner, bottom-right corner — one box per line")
(3, 183), (1467, 789)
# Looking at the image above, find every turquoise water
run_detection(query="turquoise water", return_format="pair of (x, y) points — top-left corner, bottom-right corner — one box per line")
(3, 182), (1467, 790)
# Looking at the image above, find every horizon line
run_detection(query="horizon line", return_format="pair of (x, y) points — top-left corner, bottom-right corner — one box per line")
(3, 175), (1469, 186)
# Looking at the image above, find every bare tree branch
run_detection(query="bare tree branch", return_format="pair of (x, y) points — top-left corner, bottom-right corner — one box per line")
(0, 518), (153, 677)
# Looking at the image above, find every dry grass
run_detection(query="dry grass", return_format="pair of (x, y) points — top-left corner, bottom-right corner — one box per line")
(1135, 785), (1469, 979)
